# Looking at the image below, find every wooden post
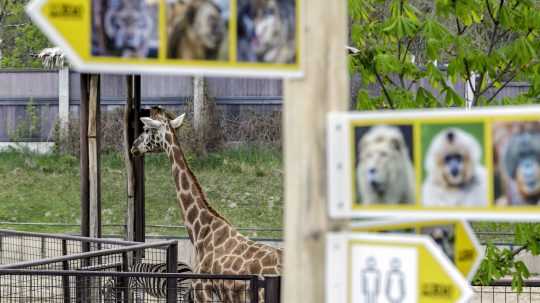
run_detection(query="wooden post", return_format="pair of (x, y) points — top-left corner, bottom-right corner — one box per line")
(193, 76), (208, 155)
(125, 75), (145, 244)
(124, 76), (136, 243)
(282, 0), (349, 302)
(80, 74), (90, 250)
(58, 67), (70, 137)
(88, 74), (102, 240)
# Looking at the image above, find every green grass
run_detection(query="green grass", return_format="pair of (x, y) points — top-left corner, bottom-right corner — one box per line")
(0, 146), (283, 238)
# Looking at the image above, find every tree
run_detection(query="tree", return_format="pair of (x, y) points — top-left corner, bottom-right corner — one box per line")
(349, 0), (540, 110)
(0, 0), (50, 68)
(349, 0), (540, 291)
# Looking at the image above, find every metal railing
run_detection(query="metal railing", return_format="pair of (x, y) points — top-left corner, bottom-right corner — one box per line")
(474, 279), (540, 303)
(0, 229), (281, 302)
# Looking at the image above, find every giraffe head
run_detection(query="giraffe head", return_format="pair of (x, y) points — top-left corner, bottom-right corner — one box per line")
(131, 107), (185, 156)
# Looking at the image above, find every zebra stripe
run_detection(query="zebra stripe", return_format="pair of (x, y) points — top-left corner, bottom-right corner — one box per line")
(102, 262), (194, 302)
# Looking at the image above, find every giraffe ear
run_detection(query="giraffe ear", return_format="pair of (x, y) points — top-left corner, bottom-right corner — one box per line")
(170, 114), (186, 129)
(140, 117), (162, 129)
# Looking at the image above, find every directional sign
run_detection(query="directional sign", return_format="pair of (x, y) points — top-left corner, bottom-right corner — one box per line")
(328, 105), (540, 221)
(326, 233), (473, 303)
(352, 219), (483, 281)
(26, 0), (301, 77)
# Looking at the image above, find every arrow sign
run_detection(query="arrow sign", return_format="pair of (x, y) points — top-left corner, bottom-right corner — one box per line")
(326, 232), (473, 303)
(26, 0), (302, 77)
(327, 106), (540, 221)
(352, 219), (483, 281)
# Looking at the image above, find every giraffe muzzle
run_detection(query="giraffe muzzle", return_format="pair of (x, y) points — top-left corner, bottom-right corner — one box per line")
(131, 146), (141, 156)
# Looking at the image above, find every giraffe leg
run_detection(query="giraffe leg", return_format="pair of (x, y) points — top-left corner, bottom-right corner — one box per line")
(193, 279), (214, 303)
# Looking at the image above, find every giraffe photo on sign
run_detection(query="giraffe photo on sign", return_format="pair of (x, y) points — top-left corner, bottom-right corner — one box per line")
(91, 0), (160, 59)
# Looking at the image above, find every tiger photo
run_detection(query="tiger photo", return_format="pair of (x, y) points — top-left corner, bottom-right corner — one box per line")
(237, 0), (297, 63)
(91, 0), (159, 58)
(167, 0), (229, 61)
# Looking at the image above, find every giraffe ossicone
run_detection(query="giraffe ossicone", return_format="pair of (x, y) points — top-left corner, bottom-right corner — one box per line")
(131, 107), (281, 302)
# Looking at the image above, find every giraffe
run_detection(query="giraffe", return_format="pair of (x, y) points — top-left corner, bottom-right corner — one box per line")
(131, 107), (281, 302)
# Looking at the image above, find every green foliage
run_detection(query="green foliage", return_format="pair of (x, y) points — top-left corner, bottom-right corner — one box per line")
(475, 223), (540, 291)
(350, 0), (540, 109)
(351, 0), (540, 291)
(0, 0), (51, 68)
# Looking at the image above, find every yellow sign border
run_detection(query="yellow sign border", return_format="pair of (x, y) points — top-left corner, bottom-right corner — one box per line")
(28, 0), (303, 77)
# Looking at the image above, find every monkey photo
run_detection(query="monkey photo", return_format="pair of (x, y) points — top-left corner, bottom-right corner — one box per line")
(92, 0), (159, 58)
(167, 0), (228, 61)
(494, 122), (540, 206)
(355, 125), (416, 205)
(237, 0), (297, 64)
(421, 226), (455, 262)
(422, 126), (488, 207)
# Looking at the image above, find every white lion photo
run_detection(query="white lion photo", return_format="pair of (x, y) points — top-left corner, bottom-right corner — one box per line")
(422, 127), (488, 207)
(355, 125), (416, 205)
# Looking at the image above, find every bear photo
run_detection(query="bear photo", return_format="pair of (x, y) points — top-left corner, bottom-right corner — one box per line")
(354, 125), (415, 205)
(493, 121), (540, 206)
(421, 124), (488, 207)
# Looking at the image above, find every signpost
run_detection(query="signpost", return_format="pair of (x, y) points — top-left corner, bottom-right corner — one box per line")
(352, 220), (483, 281)
(326, 233), (473, 303)
(328, 106), (540, 220)
(26, 0), (301, 77)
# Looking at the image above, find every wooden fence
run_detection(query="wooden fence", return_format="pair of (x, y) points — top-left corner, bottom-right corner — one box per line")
(0, 70), (282, 142)
(0, 69), (532, 142)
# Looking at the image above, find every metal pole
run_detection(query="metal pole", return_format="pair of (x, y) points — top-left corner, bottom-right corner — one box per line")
(250, 276), (260, 303)
(62, 239), (71, 303)
(264, 276), (281, 303)
(166, 242), (178, 303)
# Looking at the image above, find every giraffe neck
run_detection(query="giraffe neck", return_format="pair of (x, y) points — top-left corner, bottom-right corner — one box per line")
(163, 128), (233, 257)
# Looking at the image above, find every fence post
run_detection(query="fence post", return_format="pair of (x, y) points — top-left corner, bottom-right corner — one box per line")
(120, 252), (130, 303)
(62, 239), (71, 303)
(282, 0), (349, 302)
(40, 238), (47, 259)
(250, 276), (260, 303)
(125, 75), (145, 249)
(166, 242), (178, 303)
(58, 66), (70, 136)
(80, 73), (90, 253)
(264, 276), (281, 303)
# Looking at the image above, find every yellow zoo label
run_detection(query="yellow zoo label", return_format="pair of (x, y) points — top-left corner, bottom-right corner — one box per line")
(352, 219), (483, 281)
(328, 106), (540, 221)
(27, 0), (303, 77)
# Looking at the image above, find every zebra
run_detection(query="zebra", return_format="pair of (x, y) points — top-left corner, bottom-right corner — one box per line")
(101, 261), (194, 302)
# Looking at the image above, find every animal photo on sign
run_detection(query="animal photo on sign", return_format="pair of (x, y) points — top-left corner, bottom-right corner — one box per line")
(166, 0), (229, 61)
(421, 123), (488, 207)
(420, 225), (455, 262)
(237, 0), (297, 64)
(493, 121), (540, 206)
(354, 125), (415, 205)
(91, 0), (159, 58)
